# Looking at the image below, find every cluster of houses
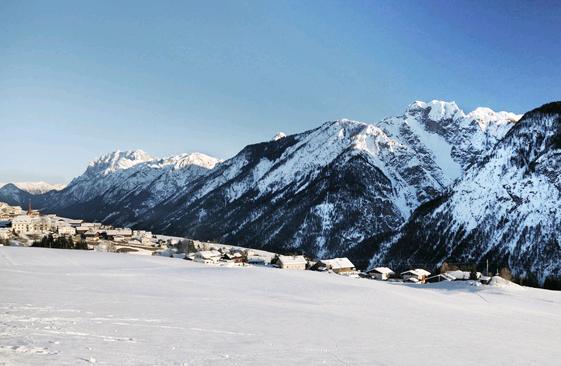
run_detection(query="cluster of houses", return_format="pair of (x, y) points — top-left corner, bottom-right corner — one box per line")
(153, 239), (273, 267)
(0, 202), (25, 219)
(0, 201), (175, 252)
(152, 239), (495, 286)
(366, 267), (492, 284)
(255, 254), (493, 285)
(1, 201), (496, 286)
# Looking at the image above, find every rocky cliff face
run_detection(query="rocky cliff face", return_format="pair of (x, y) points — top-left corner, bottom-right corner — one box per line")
(371, 102), (561, 285)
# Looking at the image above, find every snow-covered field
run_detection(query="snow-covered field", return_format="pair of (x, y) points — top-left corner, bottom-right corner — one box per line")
(1, 247), (560, 365)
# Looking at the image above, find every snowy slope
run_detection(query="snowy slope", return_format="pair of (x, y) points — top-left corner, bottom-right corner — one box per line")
(372, 102), (561, 284)
(145, 118), (453, 260)
(1, 246), (561, 366)
(379, 100), (521, 181)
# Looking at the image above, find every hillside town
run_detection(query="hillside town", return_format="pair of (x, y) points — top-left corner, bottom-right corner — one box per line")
(0, 200), (501, 286)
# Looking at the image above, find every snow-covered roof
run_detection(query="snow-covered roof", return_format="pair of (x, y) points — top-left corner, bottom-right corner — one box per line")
(196, 250), (222, 259)
(427, 273), (455, 281)
(319, 257), (355, 270)
(414, 268), (431, 276)
(105, 229), (133, 236)
(368, 267), (395, 275)
(278, 255), (307, 265)
(401, 269), (431, 277)
(446, 270), (471, 280)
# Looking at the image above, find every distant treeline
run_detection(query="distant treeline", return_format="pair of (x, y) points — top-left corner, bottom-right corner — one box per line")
(32, 234), (89, 250)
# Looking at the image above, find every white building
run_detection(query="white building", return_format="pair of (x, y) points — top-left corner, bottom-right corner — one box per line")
(277, 255), (307, 270)
(0, 202), (23, 219)
(65, 219), (84, 227)
(57, 225), (76, 236)
(367, 267), (395, 281)
(105, 228), (133, 237)
(401, 269), (432, 283)
(314, 257), (356, 274)
(194, 250), (222, 264)
(0, 228), (10, 240)
(12, 215), (54, 235)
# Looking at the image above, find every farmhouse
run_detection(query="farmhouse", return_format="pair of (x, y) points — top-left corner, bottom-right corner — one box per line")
(194, 250), (222, 264)
(401, 269), (431, 283)
(222, 252), (246, 264)
(312, 257), (356, 274)
(277, 255), (307, 270)
(367, 267), (395, 280)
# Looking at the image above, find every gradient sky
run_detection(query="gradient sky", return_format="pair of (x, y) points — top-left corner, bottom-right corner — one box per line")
(1, 0), (560, 183)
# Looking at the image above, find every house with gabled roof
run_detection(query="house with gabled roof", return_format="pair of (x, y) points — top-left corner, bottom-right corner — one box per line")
(401, 269), (431, 283)
(367, 267), (395, 281)
(312, 257), (356, 274)
(277, 255), (307, 270)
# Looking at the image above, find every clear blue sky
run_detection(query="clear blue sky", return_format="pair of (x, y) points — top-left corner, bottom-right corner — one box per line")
(1, 0), (560, 183)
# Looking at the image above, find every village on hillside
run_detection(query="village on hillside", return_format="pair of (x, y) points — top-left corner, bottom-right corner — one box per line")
(1, 200), (505, 286)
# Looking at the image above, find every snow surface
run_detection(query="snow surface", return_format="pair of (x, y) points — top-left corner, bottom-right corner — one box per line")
(404, 113), (463, 181)
(1, 247), (561, 366)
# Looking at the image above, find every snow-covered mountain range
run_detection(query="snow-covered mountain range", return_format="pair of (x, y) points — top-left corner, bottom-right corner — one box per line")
(5, 99), (557, 282)
(0, 182), (66, 195)
(370, 102), (561, 285)
(0, 100), (523, 263)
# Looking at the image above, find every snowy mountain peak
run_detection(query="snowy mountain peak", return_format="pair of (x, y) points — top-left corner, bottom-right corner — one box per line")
(87, 149), (154, 176)
(13, 181), (66, 194)
(465, 107), (522, 130)
(406, 100), (462, 120)
(372, 101), (561, 285)
(160, 152), (220, 170)
(273, 132), (286, 141)
(0, 181), (66, 194)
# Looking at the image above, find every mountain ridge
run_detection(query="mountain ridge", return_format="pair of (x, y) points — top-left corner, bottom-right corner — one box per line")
(370, 101), (561, 285)
(1, 99), (533, 272)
